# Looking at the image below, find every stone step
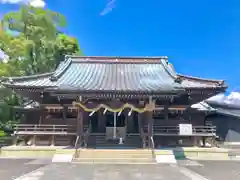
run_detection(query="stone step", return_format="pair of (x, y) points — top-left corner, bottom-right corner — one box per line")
(78, 154), (152, 158)
(52, 154), (73, 163)
(52, 148), (75, 163)
(77, 150), (153, 158)
(156, 154), (177, 164)
(55, 149), (75, 154)
(72, 158), (156, 164)
(78, 151), (152, 156)
(79, 149), (152, 153)
(75, 157), (153, 161)
(74, 149), (155, 164)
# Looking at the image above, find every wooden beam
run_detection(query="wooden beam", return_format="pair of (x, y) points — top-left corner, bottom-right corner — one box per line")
(155, 105), (188, 110)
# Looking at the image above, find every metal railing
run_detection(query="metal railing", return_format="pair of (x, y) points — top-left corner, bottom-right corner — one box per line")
(14, 124), (76, 134)
(74, 135), (80, 158)
(150, 136), (155, 159)
(153, 125), (216, 136)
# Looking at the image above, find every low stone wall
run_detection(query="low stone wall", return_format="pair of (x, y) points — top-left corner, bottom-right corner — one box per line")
(155, 147), (229, 160)
(0, 146), (66, 158)
(0, 146), (230, 160)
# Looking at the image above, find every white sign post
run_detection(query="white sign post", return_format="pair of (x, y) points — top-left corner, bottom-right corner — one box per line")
(179, 124), (193, 135)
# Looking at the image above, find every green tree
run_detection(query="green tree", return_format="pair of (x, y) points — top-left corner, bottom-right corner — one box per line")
(0, 5), (81, 130)
(1, 5), (81, 74)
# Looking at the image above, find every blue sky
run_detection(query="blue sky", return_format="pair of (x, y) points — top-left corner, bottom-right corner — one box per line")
(0, 0), (239, 90)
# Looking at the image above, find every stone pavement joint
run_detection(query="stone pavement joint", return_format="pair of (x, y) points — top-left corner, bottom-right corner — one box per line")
(13, 165), (49, 180)
(171, 164), (209, 180)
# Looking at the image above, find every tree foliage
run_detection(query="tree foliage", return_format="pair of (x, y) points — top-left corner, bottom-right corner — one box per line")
(0, 5), (81, 129)
(1, 5), (81, 74)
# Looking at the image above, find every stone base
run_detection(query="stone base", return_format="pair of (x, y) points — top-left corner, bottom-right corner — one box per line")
(0, 145), (69, 158)
(155, 147), (229, 160)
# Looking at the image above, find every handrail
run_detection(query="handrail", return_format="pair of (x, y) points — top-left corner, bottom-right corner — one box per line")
(150, 136), (155, 159)
(15, 124), (74, 127)
(153, 125), (216, 135)
(153, 125), (216, 128)
(14, 124), (76, 134)
(150, 136), (155, 149)
(74, 135), (80, 158)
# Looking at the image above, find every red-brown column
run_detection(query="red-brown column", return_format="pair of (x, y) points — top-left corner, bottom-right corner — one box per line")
(147, 111), (153, 148)
(76, 107), (83, 147)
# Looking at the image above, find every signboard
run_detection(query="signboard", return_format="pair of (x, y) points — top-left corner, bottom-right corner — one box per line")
(179, 124), (192, 135)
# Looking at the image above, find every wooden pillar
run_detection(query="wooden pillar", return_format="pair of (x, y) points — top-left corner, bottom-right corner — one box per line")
(164, 101), (169, 121)
(32, 135), (36, 146)
(39, 92), (44, 124)
(147, 111), (153, 148)
(76, 107), (83, 147)
(62, 105), (67, 121)
(138, 113), (142, 134)
(50, 135), (55, 146)
(138, 113), (146, 148)
(39, 109), (43, 124)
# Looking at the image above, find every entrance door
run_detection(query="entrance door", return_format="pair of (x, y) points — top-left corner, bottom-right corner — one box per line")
(105, 112), (126, 140)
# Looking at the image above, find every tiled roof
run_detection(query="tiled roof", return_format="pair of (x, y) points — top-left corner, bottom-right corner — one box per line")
(192, 101), (240, 119)
(2, 56), (227, 93)
(216, 107), (240, 118)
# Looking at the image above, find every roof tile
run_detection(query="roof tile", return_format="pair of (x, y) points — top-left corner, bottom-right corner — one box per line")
(3, 56), (227, 92)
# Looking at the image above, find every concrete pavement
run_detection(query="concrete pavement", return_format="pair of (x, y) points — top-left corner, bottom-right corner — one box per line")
(0, 158), (239, 180)
(0, 158), (50, 180)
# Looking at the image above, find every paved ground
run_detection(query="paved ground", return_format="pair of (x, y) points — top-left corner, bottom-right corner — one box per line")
(0, 158), (50, 180)
(187, 160), (240, 180)
(1, 159), (240, 180)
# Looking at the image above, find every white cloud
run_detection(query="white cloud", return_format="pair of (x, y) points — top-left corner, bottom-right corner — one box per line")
(29, 0), (45, 8)
(205, 91), (240, 108)
(0, 0), (45, 8)
(224, 92), (240, 106)
(207, 93), (225, 104)
(100, 0), (116, 16)
(0, 0), (30, 4)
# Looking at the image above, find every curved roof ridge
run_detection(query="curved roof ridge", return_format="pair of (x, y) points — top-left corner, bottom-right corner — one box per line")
(49, 57), (72, 81)
(70, 56), (168, 64)
(177, 74), (225, 85)
(70, 55), (168, 60)
(160, 58), (180, 82)
(1, 72), (53, 82)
